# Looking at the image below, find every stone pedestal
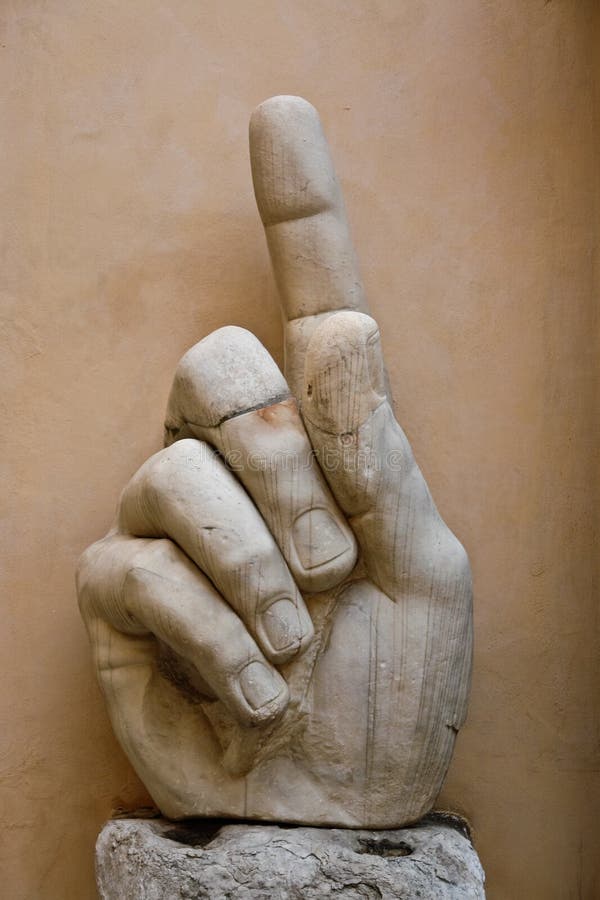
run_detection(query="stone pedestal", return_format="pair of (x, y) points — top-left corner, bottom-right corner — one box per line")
(96, 815), (485, 899)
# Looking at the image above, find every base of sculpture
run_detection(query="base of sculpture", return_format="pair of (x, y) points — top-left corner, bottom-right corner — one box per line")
(96, 814), (485, 899)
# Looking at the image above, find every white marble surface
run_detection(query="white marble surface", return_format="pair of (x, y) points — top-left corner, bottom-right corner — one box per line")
(77, 96), (473, 827)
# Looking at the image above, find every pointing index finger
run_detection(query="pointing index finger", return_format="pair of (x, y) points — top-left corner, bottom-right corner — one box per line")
(250, 95), (370, 396)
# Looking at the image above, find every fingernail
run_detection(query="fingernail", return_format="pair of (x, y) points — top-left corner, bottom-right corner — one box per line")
(238, 661), (285, 711)
(262, 598), (307, 652)
(292, 508), (351, 571)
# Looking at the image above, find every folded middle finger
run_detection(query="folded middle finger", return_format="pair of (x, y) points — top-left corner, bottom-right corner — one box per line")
(164, 325), (358, 594)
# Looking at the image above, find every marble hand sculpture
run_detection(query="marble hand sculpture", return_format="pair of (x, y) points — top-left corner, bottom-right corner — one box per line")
(77, 96), (473, 828)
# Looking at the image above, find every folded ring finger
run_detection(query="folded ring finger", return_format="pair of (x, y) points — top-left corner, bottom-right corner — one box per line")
(117, 437), (314, 665)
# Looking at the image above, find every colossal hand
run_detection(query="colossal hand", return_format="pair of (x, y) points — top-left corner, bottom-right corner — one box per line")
(77, 97), (472, 828)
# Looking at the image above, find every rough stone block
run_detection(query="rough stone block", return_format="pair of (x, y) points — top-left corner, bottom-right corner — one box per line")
(96, 816), (485, 899)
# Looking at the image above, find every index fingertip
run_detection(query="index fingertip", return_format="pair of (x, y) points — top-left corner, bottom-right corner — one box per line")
(249, 95), (341, 227)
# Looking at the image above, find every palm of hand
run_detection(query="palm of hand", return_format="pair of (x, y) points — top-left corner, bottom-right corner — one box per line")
(77, 96), (472, 828)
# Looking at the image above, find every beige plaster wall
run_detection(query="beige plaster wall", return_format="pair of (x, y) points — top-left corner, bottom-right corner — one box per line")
(2, 2), (598, 897)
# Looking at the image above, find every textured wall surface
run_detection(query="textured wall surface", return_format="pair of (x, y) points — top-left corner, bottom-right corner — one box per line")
(1, 2), (598, 898)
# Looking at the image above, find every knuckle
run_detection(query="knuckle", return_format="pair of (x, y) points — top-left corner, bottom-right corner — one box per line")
(136, 448), (176, 497)
(77, 533), (158, 628)
(119, 442), (205, 526)
(75, 536), (120, 621)
(76, 538), (106, 601)
(144, 440), (205, 494)
(174, 344), (202, 388)
(76, 542), (97, 586)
